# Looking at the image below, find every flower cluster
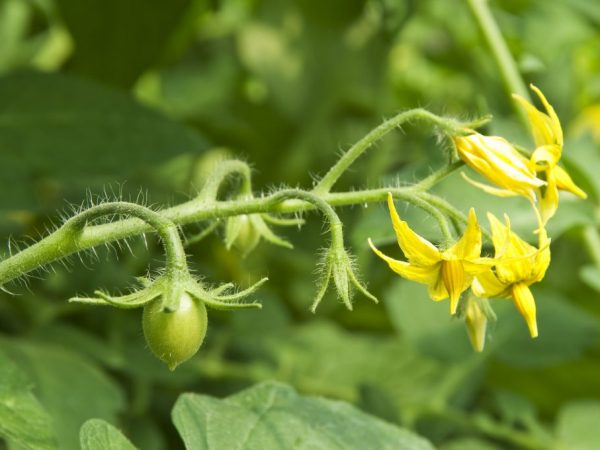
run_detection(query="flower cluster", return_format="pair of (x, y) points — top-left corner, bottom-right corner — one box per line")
(454, 85), (586, 223)
(370, 86), (586, 350)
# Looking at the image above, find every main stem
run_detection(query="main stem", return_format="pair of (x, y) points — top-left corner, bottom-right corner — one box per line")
(466, 0), (530, 109)
(0, 108), (480, 287)
(66, 202), (187, 275)
(1, 202), (187, 287)
(0, 181), (460, 287)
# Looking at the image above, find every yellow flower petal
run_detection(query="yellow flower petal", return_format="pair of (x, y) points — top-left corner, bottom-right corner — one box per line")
(532, 227), (551, 283)
(441, 259), (467, 314)
(462, 257), (496, 274)
(511, 282), (538, 338)
(512, 84), (563, 149)
(368, 239), (438, 285)
(472, 270), (509, 298)
(531, 144), (561, 170)
(530, 84), (563, 147)
(445, 208), (482, 260)
(386, 193), (440, 266)
(461, 172), (526, 198)
(539, 170), (559, 225)
(554, 165), (587, 199)
(428, 276), (449, 301)
(455, 134), (543, 200)
(487, 213), (540, 283)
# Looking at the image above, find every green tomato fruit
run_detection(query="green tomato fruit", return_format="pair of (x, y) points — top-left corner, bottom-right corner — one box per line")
(142, 293), (208, 371)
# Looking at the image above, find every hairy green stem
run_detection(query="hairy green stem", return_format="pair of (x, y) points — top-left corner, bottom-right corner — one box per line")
(67, 202), (187, 273)
(313, 109), (474, 193)
(268, 189), (345, 246)
(466, 0), (530, 109)
(184, 221), (220, 247)
(0, 175), (461, 287)
(417, 191), (493, 242)
(1, 202), (187, 286)
(198, 159), (253, 201)
(401, 194), (454, 245)
(413, 160), (465, 192)
(0, 107), (473, 287)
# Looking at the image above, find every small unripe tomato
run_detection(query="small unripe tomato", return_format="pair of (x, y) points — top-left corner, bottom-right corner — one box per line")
(142, 293), (208, 371)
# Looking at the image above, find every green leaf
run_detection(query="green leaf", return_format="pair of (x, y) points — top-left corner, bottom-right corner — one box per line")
(172, 381), (434, 450)
(0, 350), (57, 450)
(492, 391), (539, 428)
(579, 265), (600, 293)
(0, 71), (207, 212)
(556, 401), (600, 450)
(79, 419), (138, 450)
(441, 438), (503, 450)
(55, 0), (192, 87)
(0, 339), (125, 450)
(383, 279), (473, 361)
(230, 321), (481, 424)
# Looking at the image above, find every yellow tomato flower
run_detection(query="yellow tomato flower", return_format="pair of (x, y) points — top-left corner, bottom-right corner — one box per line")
(472, 213), (551, 338)
(369, 193), (486, 314)
(453, 132), (544, 201)
(513, 85), (587, 223)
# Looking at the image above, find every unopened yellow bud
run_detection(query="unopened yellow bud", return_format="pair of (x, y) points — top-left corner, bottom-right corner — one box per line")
(464, 297), (488, 352)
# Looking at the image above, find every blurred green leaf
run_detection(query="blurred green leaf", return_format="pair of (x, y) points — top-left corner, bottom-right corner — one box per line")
(580, 265), (600, 293)
(441, 438), (502, 450)
(30, 318), (206, 386)
(235, 321), (482, 423)
(0, 350), (57, 450)
(79, 419), (137, 450)
(383, 279), (473, 361)
(493, 289), (599, 367)
(556, 401), (600, 450)
(567, 134), (600, 200)
(0, 71), (207, 212)
(55, 0), (192, 87)
(0, 339), (125, 450)
(488, 354), (600, 416)
(172, 381), (435, 450)
(492, 390), (538, 428)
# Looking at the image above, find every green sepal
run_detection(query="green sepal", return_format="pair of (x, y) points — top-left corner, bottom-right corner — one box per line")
(70, 284), (161, 309)
(262, 214), (305, 227)
(194, 277), (268, 310)
(310, 246), (378, 313)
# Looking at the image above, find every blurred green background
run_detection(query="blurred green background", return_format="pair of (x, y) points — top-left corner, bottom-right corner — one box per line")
(1, 0), (600, 449)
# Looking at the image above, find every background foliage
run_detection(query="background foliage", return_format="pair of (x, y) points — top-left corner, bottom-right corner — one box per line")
(1, 0), (599, 449)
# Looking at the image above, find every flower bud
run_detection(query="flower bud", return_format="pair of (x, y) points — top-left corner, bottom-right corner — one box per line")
(453, 133), (544, 201)
(462, 296), (495, 352)
(225, 214), (261, 257)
